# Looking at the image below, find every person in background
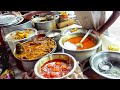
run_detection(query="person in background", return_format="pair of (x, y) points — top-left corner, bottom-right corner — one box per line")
(94, 11), (120, 36)
(75, 11), (120, 36)
(22, 11), (53, 20)
(0, 11), (21, 16)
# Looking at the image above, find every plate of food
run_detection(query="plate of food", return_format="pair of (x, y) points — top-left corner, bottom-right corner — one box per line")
(5, 28), (37, 53)
(62, 27), (84, 35)
(5, 28), (37, 42)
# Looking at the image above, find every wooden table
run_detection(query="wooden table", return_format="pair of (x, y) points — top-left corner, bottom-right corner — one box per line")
(84, 69), (106, 79)
(77, 59), (106, 79)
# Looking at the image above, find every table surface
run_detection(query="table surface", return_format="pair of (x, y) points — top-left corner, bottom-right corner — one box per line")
(7, 50), (106, 79)
(2, 24), (109, 79)
(1, 13), (120, 79)
(81, 61), (106, 79)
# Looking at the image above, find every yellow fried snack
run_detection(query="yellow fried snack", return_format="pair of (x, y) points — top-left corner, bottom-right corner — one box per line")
(60, 11), (68, 15)
(14, 29), (32, 40)
(70, 28), (78, 33)
(108, 44), (119, 51)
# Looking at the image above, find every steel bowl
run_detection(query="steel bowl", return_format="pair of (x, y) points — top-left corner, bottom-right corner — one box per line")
(45, 29), (62, 52)
(37, 29), (49, 38)
(34, 53), (77, 79)
(4, 28), (37, 53)
(13, 38), (57, 72)
(59, 33), (102, 63)
(89, 51), (120, 79)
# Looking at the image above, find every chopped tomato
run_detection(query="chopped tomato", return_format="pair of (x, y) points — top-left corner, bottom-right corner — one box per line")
(50, 72), (56, 77)
(43, 73), (49, 78)
(47, 64), (53, 68)
(53, 67), (60, 72)
(61, 65), (67, 71)
(40, 59), (73, 78)
(56, 62), (61, 65)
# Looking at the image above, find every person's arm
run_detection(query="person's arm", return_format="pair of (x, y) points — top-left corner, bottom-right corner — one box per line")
(23, 11), (52, 20)
(97, 11), (120, 35)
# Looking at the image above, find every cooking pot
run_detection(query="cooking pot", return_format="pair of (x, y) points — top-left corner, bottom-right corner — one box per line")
(13, 38), (57, 72)
(59, 33), (102, 63)
(32, 15), (59, 30)
(34, 53), (77, 79)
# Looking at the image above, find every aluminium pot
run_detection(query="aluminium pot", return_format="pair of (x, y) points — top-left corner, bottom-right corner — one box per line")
(32, 15), (59, 30)
(34, 53), (77, 79)
(59, 33), (102, 63)
(13, 38), (57, 72)
(45, 29), (62, 52)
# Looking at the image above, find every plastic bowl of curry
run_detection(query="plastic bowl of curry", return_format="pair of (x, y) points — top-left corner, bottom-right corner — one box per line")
(34, 53), (77, 79)
(13, 37), (57, 72)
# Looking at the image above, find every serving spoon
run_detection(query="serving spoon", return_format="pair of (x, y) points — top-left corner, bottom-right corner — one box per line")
(75, 30), (93, 48)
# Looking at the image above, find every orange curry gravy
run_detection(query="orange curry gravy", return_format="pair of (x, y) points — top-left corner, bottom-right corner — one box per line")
(66, 36), (96, 50)
(40, 59), (73, 78)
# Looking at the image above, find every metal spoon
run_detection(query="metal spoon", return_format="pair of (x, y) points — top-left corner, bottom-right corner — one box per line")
(75, 30), (93, 48)
(98, 61), (113, 75)
(98, 61), (113, 72)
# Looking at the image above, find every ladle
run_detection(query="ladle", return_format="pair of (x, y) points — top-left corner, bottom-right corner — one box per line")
(75, 30), (93, 48)
(98, 61), (113, 72)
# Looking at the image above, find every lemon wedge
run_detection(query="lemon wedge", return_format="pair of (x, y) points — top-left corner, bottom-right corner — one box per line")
(70, 28), (78, 33)
(108, 44), (119, 51)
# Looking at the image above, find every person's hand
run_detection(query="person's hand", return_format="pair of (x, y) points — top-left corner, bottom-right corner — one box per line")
(92, 30), (100, 36)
